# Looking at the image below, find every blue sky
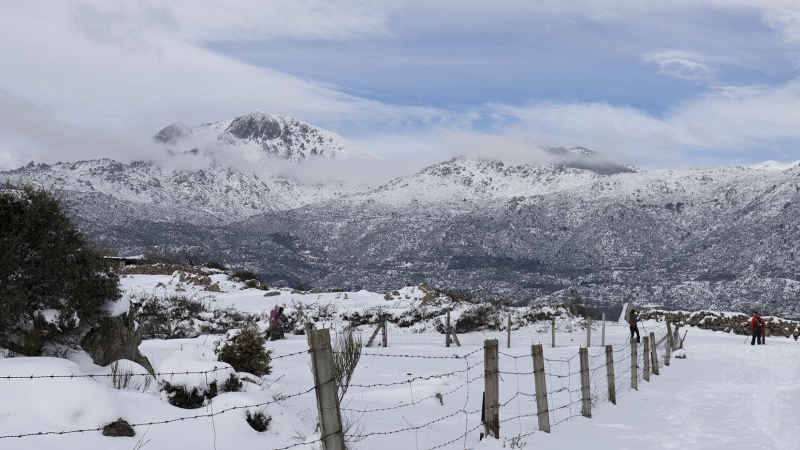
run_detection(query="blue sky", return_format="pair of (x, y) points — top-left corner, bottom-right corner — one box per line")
(1, 1), (800, 171)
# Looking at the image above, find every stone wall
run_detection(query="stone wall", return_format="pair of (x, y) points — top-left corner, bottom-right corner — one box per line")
(640, 310), (800, 340)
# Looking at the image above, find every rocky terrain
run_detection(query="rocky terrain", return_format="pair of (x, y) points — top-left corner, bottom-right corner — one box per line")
(3, 112), (800, 315)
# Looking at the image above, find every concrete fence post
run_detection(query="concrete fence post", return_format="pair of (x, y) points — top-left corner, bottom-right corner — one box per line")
(446, 311), (451, 348)
(531, 344), (550, 433)
(551, 317), (556, 348)
(308, 328), (345, 450)
(579, 347), (591, 418)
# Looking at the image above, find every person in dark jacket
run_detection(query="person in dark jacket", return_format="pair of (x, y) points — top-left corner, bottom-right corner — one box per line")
(629, 309), (641, 344)
(750, 312), (765, 345)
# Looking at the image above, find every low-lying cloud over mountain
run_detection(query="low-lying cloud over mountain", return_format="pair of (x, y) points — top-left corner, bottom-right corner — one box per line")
(4, 113), (800, 316)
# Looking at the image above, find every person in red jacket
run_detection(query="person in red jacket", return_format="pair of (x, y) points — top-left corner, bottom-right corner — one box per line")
(750, 312), (765, 345)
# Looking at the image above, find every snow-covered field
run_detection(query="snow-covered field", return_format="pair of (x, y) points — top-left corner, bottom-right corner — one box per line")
(1, 273), (799, 450)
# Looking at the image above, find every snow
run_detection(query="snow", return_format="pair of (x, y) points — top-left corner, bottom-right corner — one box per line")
(2, 274), (800, 449)
(750, 160), (800, 171)
(100, 291), (131, 317)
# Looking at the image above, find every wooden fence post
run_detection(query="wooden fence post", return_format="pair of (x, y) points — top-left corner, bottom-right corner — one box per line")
(664, 323), (671, 367)
(507, 313), (512, 349)
(649, 332), (659, 376)
(631, 341), (638, 391)
(642, 335), (650, 382)
(308, 328), (345, 450)
(551, 317), (556, 348)
(484, 339), (500, 438)
(605, 345), (616, 405)
(586, 316), (592, 347)
(531, 344), (550, 433)
(601, 313), (606, 347)
(365, 322), (383, 347)
(446, 311), (451, 348)
(381, 319), (388, 348)
(579, 347), (591, 418)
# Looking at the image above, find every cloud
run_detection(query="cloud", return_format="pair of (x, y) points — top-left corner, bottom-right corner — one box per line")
(71, 1), (177, 54)
(642, 50), (717, 82)
(763, 9), (800, 44)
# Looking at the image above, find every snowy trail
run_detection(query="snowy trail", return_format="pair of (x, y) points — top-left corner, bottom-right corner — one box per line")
(540, 332), (800, 450)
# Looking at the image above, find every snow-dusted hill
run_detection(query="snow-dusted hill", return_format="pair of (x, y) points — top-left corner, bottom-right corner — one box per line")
(155, 110), (377, 163)
(2, 112), (799, 314)
(1, 159), (359, 225)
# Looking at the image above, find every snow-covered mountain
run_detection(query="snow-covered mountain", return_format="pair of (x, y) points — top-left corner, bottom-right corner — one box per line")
(3, 112), (800, 315)
(750, 160), (800, 171)
(155, 110), (377, 163)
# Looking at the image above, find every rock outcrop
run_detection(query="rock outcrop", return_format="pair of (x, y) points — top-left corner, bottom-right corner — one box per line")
(81, 312), (154, 374)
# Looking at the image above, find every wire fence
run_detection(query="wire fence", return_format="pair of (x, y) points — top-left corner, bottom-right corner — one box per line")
(0, 323), (681, 449)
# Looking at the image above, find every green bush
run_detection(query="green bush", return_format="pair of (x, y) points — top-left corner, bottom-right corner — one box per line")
(215, 325), (272, 376)
(0, 184), (120, 355)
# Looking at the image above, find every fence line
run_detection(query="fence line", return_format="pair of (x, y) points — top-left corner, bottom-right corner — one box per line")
(0, 325), (680, 448)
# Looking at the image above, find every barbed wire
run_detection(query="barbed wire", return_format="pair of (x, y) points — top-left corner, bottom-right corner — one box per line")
(0, 385), (316, 440)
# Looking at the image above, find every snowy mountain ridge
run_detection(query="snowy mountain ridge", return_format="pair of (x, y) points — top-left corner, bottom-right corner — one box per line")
(2, 113), (800, 314)
(155, 110), (378, 163)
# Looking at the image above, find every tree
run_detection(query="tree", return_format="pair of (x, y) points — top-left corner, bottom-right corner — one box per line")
(0, 184), (120, 355)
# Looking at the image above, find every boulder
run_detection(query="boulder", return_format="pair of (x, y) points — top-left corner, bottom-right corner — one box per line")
(205, 282), (221, 292)
(391, 290), (400, 296)
(310, 287), (322, 294)
(81, 312), (154, 375)
(383, 294), (393, 301)
(291, 289), (303, 294)
(263, 291), (281, 297)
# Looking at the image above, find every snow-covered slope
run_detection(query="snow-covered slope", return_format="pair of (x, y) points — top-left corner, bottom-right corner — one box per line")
(0, 159), (360, 224)
(155, 110), (377, 163)
(750, 160), (800, 171)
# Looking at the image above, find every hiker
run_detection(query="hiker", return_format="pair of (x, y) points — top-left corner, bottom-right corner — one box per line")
(269, 306), (286, 341)
(629, 309), (641, 344)
(750, 312), (765, 345)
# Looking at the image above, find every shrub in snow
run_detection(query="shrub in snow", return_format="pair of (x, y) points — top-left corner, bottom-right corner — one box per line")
(158, 345), (241, 409)
(215, 325), (272, 377)
(0, 184), (120, 356)
(102, 418), (135, 437)
(333, 328), (361, 402)
(245, 409), (271, 432)
(131, 293), (255, 339)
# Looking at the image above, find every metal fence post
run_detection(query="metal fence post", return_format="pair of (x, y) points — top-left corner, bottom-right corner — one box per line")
(531, 344), (550, 433)
(605, 345), (616, 405)
(308, 328), (345, 450)
(579, 347), (591, 418)
(484, 339), (500, 438)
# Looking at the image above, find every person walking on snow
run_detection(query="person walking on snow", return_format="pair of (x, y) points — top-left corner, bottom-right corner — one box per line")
(269, 306), (286, 341)
(629, 309), (641, 344)
(750, 312), (765, 345)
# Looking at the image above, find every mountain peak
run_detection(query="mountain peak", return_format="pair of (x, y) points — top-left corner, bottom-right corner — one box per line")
(154, 112), (377, 163)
